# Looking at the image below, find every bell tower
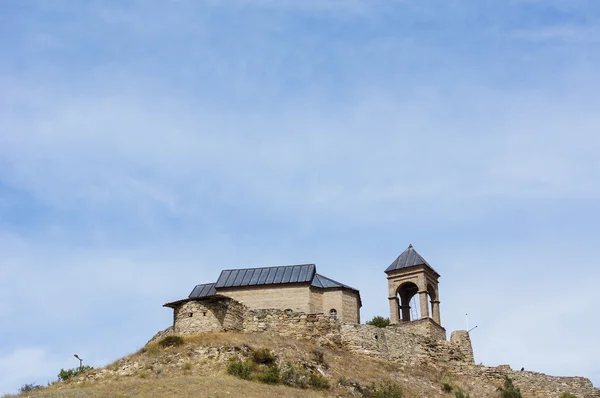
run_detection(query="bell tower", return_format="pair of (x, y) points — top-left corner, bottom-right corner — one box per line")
(385, 244), (441, 325)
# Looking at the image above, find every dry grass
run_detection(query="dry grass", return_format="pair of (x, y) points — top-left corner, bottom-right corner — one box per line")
(12, 375), (331, 398)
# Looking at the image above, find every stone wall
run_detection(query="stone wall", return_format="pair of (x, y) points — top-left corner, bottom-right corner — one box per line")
(242, 308), (341, 345)
(450, 363), (600, 398)
(339, 323), (471, 365)
(218, 284), (311, 313)
(450, 330), (474, 364)
(172, 297), (245, 335)
(394, 317), (447, 341)
(341, 289), (361, 324)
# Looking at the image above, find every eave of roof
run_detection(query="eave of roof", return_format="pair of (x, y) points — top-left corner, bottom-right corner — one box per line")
(311, 273), (358, 292)
(189, 283), (217, 299)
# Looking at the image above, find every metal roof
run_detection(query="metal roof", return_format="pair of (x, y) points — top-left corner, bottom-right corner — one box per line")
(385, 244), (438, 274)
(215, 264), (316, 288)
(311, 273), (358, 292)
(189, 283), (217, 298)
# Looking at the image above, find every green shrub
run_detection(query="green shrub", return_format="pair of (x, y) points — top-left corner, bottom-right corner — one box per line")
(281, 363), (309, 389)
(560, 394), (577, 398)
(257, 365), (280, 384)
(158, 335), (184, 348)
(308, 373), (330, 390)
(367, 380), (404, 398)
(19, 383), (42, 393)
(251, 348), (277, 365)
(227, 359), (252, 380)
(181, 362), (192, 371)
(454, 390), (471, 398)
(366, 316), (391, 328)
(497, 377), (522, 398)
(442, 382), (453, 392)
(57, 366), (94, 382)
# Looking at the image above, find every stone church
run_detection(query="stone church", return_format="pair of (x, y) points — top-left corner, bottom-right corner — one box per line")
(163, 244), (445, 332)
(164, 263), (362, 329)
(154, 245), (600, 398)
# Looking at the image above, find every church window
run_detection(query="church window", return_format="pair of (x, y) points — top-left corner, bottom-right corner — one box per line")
(329, 309), (337, 319)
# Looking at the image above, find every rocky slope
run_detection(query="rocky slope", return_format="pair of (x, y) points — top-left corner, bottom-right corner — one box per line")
(4, 332), (599, 398)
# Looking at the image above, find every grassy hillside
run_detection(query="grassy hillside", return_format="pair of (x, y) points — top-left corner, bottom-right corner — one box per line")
(3, 332), (499, 398)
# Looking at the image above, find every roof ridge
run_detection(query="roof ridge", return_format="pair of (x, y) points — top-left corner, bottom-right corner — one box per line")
(219, 263), (316, 272)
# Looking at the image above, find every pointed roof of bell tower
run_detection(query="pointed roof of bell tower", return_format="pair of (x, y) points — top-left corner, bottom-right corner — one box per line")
(385, 244), (439, 275)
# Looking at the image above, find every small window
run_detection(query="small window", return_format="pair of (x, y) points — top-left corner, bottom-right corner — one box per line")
(188, 312), (193, 317)
(329, 309), (337, 319)
(203, 312), (207, 317)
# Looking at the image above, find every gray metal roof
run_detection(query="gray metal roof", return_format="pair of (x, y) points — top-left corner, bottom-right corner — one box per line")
(215, 264), (316, 288)
(189, 283), (217, 298)
(385, 244), (438, 274)
(311, 273), (358, 292)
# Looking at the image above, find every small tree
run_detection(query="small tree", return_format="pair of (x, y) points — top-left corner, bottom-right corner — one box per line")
(366, 316), (390, 328)
(497, 376), (522, 398)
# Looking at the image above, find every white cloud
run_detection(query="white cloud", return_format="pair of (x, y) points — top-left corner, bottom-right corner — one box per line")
(0, 347), (68, 394)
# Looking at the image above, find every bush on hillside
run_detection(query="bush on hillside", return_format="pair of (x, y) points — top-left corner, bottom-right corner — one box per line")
(366, 316), (391, 328)
(251, 348), (277, 365)
(57, 366), (94, 382)
(366, 380), (404, 398)
(308, 373), (330, 390)
(227, 359), (253, 380)
(158, 335), (184, 348)
(442, 382), (453, 392)
(497, 376), (522, 398)
(19, 383), (43, 393)
(280, 362), (309, 389)
(454, 389), (471, 398)
(256, 364), (280, 384)
(560, 393), (577, 398)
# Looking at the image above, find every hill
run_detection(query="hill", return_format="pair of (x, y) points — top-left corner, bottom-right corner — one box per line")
(3, 331), (599, 398)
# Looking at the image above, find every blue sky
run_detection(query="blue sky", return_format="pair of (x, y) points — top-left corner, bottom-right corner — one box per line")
(1, 0), (600, 394)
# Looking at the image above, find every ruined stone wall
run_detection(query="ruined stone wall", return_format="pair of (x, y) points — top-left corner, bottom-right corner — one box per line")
(339, 323), (470, 365)
(450, 330), (474, 364)
(450, 363), (600, 398)
(242, 308), (341, 344)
